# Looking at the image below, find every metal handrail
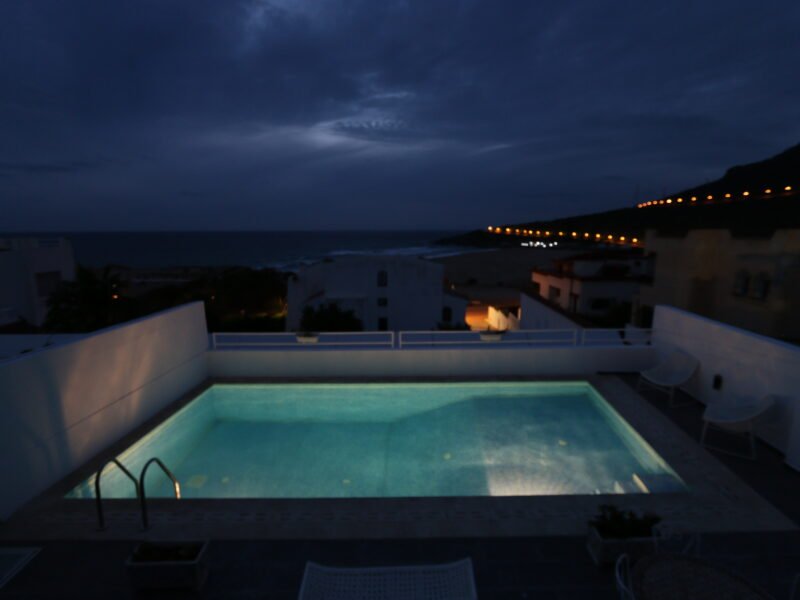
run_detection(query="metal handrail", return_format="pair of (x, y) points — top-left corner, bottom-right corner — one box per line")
(212, 331), (395, 350)
(139, 457), (181, 530)
(94, 458), (139, 531)
(211, 328), (652, 350)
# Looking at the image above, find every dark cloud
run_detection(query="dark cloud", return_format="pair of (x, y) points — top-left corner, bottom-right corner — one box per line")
(1, 0), (799, 230)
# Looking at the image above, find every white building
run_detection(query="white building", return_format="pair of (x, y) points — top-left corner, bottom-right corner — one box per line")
(286, 255), (467, 331)
(531, 250), (651, 318)
(0, 237), (76, 327)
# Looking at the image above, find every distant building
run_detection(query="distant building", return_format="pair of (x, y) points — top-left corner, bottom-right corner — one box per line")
(0, 237), (76, 327)
(530, 250), (652, 319)
(636, 229), (800, 341)
(286, 255), (467, 331)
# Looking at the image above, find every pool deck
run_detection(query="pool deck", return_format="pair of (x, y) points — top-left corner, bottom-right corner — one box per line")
(1, 376), (795, 541)
(1, 378), (799, 598)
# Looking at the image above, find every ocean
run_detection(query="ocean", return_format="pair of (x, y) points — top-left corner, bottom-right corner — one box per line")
(9, 231), (468, 270)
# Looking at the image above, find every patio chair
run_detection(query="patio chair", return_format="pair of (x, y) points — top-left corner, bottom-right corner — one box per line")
(637, 349), (699, 406)
(614, 554), (636, 600)
(700, 394), (774, 459)
(297, 558), (478, 600)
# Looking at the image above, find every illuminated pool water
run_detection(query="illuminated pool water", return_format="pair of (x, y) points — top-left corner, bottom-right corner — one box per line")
(68, 382), (684, 499)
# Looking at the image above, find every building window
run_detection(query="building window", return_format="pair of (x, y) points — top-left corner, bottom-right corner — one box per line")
(441, 306), (452, 323)
(378, 317), (388, 330)
(35, 271), (62, 298)
(377, 297), (388, 307)
(548, 287), (561, 300)
(732, 270), (750, 296)
(377, 270), (388, 287)
(750, 272), (771, 301)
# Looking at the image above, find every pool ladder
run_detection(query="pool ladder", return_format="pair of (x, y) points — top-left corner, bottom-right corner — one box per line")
(94, 456), (181, 531)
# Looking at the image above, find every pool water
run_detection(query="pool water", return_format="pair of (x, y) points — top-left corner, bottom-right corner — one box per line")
(68, 382), (684, 499)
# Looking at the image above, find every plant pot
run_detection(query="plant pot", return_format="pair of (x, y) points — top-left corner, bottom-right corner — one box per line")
(296, 334), (319, 344)
(586, 525), (655, 567)
(126, 541), (209, 591)
(479, 331), (504, 342)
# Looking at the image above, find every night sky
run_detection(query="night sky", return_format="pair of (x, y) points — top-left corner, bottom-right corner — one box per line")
(2, 1), (799, 231)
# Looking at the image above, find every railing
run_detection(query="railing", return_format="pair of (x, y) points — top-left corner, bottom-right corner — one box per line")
(139, 457), (181, 531)
(94, 458), (139, 531)
(211, 331), (395, 350)
(210, 328), (652, 350)
(399, 328), (651, 349)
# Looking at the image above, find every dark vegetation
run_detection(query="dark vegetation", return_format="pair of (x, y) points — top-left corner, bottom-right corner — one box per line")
(589, 504), (661, 540)
(43, 266), (287, 333)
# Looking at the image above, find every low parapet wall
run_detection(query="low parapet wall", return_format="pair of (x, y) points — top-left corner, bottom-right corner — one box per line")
(0, 302), (209, 519)
(208, 344), (656, 379)
(652, 305), (800, 467)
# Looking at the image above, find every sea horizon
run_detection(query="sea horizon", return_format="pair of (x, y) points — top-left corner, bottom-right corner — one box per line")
(2, 230), (473, 271)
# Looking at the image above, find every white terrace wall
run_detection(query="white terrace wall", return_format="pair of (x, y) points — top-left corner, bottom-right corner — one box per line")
(209, 345), (656, 379)
(0, 302), (209, 519)
(519, 293), (581, 330)
(652, 305), (800, 466)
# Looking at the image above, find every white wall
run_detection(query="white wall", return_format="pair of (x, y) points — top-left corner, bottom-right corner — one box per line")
(287, 256), (459, 331)
(209, 344), (655, 379)
(519, 293), (580, 330)
(652, 305), (800, 465)
(487, 306), (520, 331)
(0, 302), (209, 519)
(0, 237), (76, 326)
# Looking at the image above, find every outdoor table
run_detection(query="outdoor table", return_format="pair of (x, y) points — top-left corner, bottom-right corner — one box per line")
(632, 554), (772, 600)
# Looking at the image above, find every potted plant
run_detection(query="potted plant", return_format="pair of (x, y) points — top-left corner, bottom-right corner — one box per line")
(586, 505), (660, 566)
(126, 541), (209, 591)
(296, 331), (320, 344)
(479, 329), (506, 341)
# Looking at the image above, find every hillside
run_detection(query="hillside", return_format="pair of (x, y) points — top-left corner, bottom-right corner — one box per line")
(443, 143), (800, 245)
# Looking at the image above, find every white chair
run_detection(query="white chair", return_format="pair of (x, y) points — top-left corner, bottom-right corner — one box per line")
(700, 394), (774, 459)
(614, 554), (636, 599)
(637, 350), (699, 406)
(298, 558), (478, 600)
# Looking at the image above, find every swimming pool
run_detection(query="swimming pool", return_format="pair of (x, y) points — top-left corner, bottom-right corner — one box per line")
(68, 382), (684, 499)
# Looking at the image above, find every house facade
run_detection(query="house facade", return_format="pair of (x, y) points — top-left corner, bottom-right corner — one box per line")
(286, 255), (467, 331)
(636, 228), (800, 341)
(530, 250), (652, 319)
(0, 237), (76, 327)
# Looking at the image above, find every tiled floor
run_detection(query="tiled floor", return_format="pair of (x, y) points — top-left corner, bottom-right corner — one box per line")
(623, 375), (800, 526)
(2, 377), (799, 598)
(2, 532), (800, 599)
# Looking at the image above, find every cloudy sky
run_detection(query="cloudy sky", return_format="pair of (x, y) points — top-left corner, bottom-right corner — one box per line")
(2, 1), (799, 231)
